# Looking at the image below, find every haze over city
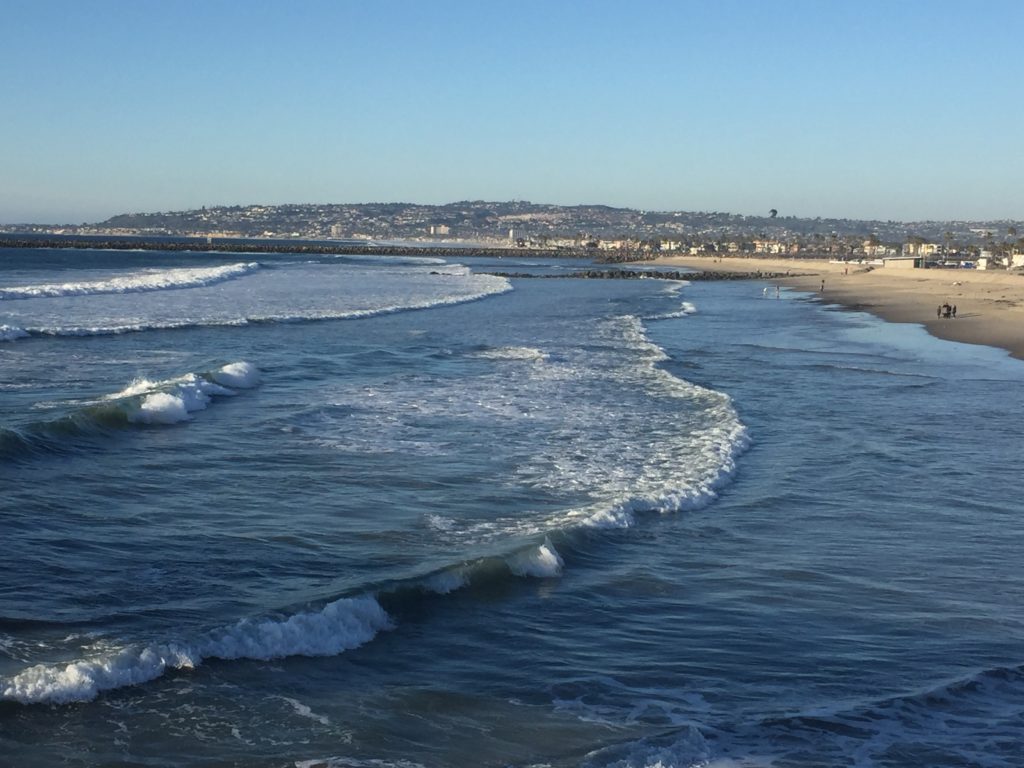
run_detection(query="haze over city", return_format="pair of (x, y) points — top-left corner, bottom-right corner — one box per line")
(2, 0), (1022, 225)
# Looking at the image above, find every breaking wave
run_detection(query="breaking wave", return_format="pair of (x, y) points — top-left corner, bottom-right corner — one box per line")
(0, 539), (566, 705)
(646, 301), (698, 320)
(473, 345), (549, 362)
(0, 325), (29, 341)
(0, 262), (261, 300)
(0, 596), (391, 705)
(0, 279), (512, 342)
(0, 361), (260, 458)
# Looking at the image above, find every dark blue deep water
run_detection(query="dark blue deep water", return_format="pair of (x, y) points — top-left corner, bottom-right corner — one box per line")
(1, 248), (1022, 767)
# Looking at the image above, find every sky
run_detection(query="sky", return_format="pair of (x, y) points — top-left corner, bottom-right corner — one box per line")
(2, 0), (1022, 224)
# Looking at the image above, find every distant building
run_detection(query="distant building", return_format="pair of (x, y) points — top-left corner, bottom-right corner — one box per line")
(330, 224), (346, 238)
(429, 224), (450, 236)
(882, 255), (921, 269)
(902, 242), (939, 258)
(753, 239), (785, 254)
(863, 240), (897, 258)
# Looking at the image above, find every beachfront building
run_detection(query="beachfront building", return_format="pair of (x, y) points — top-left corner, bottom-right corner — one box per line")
(902, 241), (940, 259)
(863, 240), (898, 258)
(881, 255), (921, 269)
(753, 239), (787, 254)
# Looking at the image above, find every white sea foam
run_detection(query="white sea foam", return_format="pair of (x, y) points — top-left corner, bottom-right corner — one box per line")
(0, 595), (391, 705)
(95, 363), (260, 425)
(474, 346), (549, 362)
(0, 643), (199, 705)
(506, 540), (564, 578)
(201, 595), (391, 661)
(412, 314), (748, 543)
(421, 569), (470, 595)
(212, 361), (261, 389)
(0, 262), (261, 300)
(132, 392), (192, 424)
(0, 324), (29, 341)
(278, 696), (331, 726)
(295, 758), (427, 768)
(648, 301), (698, 320)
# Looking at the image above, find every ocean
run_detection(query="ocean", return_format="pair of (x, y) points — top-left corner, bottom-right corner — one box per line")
(1, 246), (1022, 767)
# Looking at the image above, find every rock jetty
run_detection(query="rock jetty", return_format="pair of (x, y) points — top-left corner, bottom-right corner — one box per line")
(0, 237), (582, 260)
(481, 269), (804, 281)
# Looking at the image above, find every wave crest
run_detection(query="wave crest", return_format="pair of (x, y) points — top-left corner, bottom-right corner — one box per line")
(0, 596), (391, 705)
(0, 262), (261, 301)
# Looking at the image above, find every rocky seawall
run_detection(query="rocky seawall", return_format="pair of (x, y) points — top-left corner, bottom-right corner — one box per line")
(481, 269), (806, 281)
(0, 237), (582, 260)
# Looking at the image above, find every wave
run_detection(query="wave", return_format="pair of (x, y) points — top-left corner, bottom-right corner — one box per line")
(646, 301), (698, 320)
(0, 325), (29, 341)
(0, 540), (564, 705)
(0, 362), (260, 458)
(0, 279), (513, 343)
(743, 662), (1024, 765)
(433, 316), (748, 540)
(472, 345), (549, 362)
(572, 662), (1024, 767)
(0, 595), (391, 705)
(0, 262), (261, 300)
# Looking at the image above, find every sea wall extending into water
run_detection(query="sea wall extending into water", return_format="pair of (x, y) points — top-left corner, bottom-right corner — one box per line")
(482, 269), (803, 281)
(0, 237), (581, 260)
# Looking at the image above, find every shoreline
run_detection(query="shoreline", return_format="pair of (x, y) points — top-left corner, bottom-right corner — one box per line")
(648, 255), (1024, 362)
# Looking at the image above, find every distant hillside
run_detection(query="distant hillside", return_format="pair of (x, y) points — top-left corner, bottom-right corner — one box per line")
(7, 200), (1022, 247)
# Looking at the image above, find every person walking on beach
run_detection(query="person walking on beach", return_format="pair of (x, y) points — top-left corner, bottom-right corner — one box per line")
(937, 305), (942, 318)
(820, 280), (825, 292)
(952, 305), (957, 318)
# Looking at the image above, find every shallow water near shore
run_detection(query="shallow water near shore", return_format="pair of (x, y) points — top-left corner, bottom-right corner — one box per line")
(2, 248), (1023, 767)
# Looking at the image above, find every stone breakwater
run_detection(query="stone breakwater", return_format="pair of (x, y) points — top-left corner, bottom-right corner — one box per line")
(0, 237), (583, 260)
(480, 269), (805, 281)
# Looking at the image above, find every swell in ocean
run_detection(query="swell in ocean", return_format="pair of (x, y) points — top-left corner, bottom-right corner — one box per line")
(0, 262), (261, 301)
(0, 311), (748, 706)
(0, 361), (260, 459)
(0, 261), (511, 341)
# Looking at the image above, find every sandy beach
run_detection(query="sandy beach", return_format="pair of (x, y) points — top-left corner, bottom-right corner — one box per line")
(649, 254), (1024, 361)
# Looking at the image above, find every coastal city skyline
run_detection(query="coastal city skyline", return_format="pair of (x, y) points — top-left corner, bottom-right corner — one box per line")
(3, 0), (1023, 225)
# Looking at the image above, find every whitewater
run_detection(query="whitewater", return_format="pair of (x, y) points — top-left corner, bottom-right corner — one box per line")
(2, 244), (1023, 768)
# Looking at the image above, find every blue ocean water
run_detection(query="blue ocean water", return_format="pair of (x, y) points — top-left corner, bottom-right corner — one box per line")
(1, 247), (1022, 767)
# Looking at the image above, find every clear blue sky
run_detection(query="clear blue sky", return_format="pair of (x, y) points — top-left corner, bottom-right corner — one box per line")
(2, 0), (1021, 224)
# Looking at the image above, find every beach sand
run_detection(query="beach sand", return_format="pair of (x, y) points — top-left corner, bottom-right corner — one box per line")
(649, 254), (1024, 361)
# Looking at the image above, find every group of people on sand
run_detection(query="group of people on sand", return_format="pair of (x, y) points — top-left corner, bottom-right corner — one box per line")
(938, 302), (957, 319)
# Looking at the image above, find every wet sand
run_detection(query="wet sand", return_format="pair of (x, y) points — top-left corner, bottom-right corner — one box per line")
(649, 254), (1024, 361)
